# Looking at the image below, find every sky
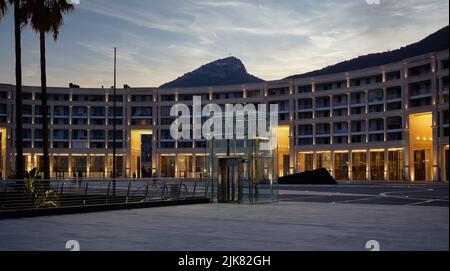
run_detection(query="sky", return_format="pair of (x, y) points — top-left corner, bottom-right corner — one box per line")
(0, 0), (448, 88)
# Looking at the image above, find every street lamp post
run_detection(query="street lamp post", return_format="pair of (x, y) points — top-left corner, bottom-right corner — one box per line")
(113, 47), (117, 196)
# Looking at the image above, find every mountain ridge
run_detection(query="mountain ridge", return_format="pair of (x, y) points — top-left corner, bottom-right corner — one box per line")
(159, 56), (263, 89)
(286, 26), (449, 79)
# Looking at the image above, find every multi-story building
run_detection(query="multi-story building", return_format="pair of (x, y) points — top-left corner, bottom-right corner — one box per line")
(0, 50), (448, 182)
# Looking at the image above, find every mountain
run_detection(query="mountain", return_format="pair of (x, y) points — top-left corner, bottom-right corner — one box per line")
(160, 56), (264, 89)
(286, 26), (449, 79)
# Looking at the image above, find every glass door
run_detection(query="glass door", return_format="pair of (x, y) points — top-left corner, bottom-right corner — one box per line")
(414, 150), (426, 181)
(218, 159), (242, 203)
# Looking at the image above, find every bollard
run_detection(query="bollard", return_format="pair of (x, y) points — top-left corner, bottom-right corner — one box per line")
(83, 183), (89, 206)
(126, 181), (131, 204)
(59, 182), (65, 207)
(193, 181), (198, 198)
(144, 183), (149, 202)
(106, 183), (111, 204)
(1, 185), (7, 209)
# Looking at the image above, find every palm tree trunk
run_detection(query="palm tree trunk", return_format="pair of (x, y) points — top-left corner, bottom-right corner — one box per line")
(14, 0), (24, 179)
(40, 30), (50, 180)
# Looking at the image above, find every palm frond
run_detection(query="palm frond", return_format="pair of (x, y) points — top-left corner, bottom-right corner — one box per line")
(26, 0), (75, 40)
(0, 0), (8, 20)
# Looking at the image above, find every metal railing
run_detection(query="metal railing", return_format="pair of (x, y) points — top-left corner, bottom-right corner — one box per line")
(0, 178), (211, 211)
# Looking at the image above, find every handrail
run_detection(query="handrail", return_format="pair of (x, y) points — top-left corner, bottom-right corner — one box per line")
(0, 179), (210, 212)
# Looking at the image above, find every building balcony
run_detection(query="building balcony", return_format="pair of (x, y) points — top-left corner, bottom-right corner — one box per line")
(368, 99), (384, 105)
(333, 104), (348, 109)
(386, 97), (402, 103)
(53, 138), (69, 141)
(72, 113), (88, 117)
(350, 102), (365, 107)
(410, 93), (433, 100)
(387, 128), (403, 133)
(315, 105), (330, 110)
(316, 133), (330, 137)
(333, 131), (348, 137)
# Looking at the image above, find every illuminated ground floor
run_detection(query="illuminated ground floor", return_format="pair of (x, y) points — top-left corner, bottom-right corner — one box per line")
(297, 145), (449, 182)
(0, 143), (447, 182)
(0, 117), (448, 182)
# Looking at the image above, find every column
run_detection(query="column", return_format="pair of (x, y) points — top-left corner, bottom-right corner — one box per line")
(432, 110), (440, 182)
(6, 128), (12, 177)
(330, 151), (335, 179)
(68, 154), (72, 178)
(349, 150), (353, 181)
(289, 91), (296, 175)
(347, 93), (351, 116)
(312, 152), (317, 171)
(104, 154), (108, 179)
(366, 151), (371, 181)
(330, 95), (334, 118)
(86, 154), (90, 179)
(404, 116), (411, 182)
(384, 149), (389, 181)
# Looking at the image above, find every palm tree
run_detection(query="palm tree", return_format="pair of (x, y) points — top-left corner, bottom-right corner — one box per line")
(26, 0), (74, 179)
(0, 0), (27, 179)
(0, 0), (7, 18)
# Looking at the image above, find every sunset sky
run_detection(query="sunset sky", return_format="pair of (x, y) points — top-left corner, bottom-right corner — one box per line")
(0, 0), (448, 88)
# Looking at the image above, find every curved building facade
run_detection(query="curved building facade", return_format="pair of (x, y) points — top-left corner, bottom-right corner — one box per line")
(0, 50), (448, 182)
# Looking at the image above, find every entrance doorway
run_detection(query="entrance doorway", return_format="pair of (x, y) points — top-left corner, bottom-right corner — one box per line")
(414, 150), (427, 181)
(409, 113), (433, 182)
(218, 159), (244, 203)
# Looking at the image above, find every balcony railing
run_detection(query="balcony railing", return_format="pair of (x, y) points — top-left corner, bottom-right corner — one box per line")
(410, 89), (432, 98)
(0, 179), (211, 214)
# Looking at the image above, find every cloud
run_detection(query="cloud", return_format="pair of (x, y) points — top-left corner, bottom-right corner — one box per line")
(0, 0), (448, 87)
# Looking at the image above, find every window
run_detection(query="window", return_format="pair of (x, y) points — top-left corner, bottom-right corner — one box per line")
(316, 123), (330, 135)
(91, 107), (105, 117)
(369, 134), (384, 142)
(132, 107), (152, 117)
(387, 116), (402, 130)
(316, 137), (330, 145)
(53, 129), (69, 140)
(386, 86), (402, 100)
(333, 95), (347, 106)
(298, 112), (313, 119)
(131, 95), (153, 102)
(53, 106), (69, 116)
(369, 119), (384, 131)
(48, 94), (69, 101)
(351, 92), (365, 105)
(368, 89), (383, 103)
(298, 138), (313, 145)
(73, 95), (105, 102)
(90, 130), (105, 140)
(298, 99), (313, 110)
(408, 64), (431, 76)
(161, 95), (175, 102)
(72, 130), (87, 140)
(315, 97), (330, 108)
(298, 85), (312, 93)
(386, 71), (401, 81)
(387, 102), (402, 111)
(387, 132), (403, 141)
(352, 135), (366, 143)
(351, 120), (365, 133)
(298, 125), (313, 136)
(370, 152), (385, 180)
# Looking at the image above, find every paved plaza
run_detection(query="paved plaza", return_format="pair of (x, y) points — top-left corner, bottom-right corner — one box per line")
(0, 184), (448, 251)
